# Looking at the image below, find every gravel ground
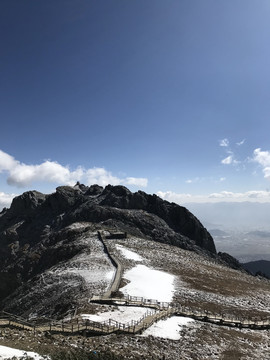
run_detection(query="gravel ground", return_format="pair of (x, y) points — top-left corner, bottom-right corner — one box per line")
(1, 323), (270, 360)
(3, 230), (270, 359)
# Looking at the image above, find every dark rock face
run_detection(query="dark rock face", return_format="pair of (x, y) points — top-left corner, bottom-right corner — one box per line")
(8, 191), (47, 218)
(218, 252), (242, 270)
(0, 184), (217, 314)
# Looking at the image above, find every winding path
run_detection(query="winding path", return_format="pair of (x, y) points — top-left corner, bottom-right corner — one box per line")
(1, 231), (270, 336)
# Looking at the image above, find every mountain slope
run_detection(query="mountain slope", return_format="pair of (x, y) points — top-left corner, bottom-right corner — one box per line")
(1, 185), (270, 359)
(0, 183), (216, 316)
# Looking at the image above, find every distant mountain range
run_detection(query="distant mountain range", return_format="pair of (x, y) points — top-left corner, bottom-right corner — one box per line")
(242, 260), (270, 278)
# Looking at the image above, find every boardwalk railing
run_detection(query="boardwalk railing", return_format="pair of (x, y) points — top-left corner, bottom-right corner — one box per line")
(2, 299), (270, 335)
(0, 308), (166, 335)
(2, 231), (270, 336)
(91, 294), (171, 309)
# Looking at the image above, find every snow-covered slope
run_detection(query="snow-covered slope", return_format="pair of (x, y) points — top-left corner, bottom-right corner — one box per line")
(0, 345), (49, 360)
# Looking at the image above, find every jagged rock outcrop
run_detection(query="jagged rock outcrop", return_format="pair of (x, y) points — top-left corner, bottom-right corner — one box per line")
(0, 183), (217, 316)
(0, 183), (216, 254)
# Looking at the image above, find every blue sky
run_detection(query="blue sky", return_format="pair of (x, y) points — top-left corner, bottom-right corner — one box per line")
(1, 0), (270, 208)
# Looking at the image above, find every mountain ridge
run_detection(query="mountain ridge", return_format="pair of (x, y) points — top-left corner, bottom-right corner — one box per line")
(0, 183), (242, 318)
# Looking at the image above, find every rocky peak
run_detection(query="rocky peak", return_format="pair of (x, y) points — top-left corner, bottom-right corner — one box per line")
(46, 186), (85, 214)
(2, 184), (216, 255)
(85, 184), (103, 196)
(8, 191), (47, 219)
(95, 186), (216, 254)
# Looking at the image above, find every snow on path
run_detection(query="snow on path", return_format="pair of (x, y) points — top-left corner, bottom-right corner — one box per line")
(116, 245), (143, 261)
(47, 236), (115, 289)
(121, 264), (175, 302)
(81, 306), (155, 324)
(0, 345), (49, 360)
(141, 316), (194, 340)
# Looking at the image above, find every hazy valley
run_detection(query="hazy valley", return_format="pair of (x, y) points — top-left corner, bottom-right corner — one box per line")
(186, 202), (270, 263)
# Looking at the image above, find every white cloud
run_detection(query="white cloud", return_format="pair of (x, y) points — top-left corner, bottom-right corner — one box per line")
(85, 167), (120, 187)
(253, 148), (270, 167)
(236, 139), (245, 146)
(219, 138), (242, 166)
(0, 150), (18, 172)
(185, 177), (200, 184)
(84, 168), (148, 187)
(125, 177), (148, 187)
(7, 161), (84, 187)
(219, 177), (226, 182)
(157, 191), (193, 204)
(262, 167), (270, 179)
(209, 190), (270, 201)
(157, 190), (270, 204)
(253, 148), (270, 180)
(208, 191), (235, 199)
(0, 149), (148, 189)
(221, 154), (240, 166)
(219, 138), (229, 147)
(221, 155), (233, 165)
(0, 192), (17, 210)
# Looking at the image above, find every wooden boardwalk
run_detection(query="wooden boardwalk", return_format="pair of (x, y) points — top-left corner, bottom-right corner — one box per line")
(1, 231), (270, 336)
(0, 307), (173, 336)
(2, 298), (270, 337)
(90, 294), (270, 330)
(90, 231), (270, 332)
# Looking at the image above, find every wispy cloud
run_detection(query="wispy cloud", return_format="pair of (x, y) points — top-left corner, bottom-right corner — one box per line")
(157, 191), (193, 204)
(236, 139), (245, 146)
(219, 138), (229, 147)
(185, 176), (226, 184)
(221, 155), (233, 165)
(221, 154), (240, 165)
(185, 177), (200, 184)
(219, 138), (242, 166)
(157, 190), (270, 204)
(208, 190), (270, 201)
(125, 177), (148, 187)
(0, 149), (148, 188)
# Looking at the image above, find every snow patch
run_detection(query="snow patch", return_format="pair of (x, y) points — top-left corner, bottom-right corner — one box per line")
(66, 222), (88, 230)
(47, 237), (115, 292)
(116, 245), (143, 261)
(58, 268), (114, 286)
(141, 316), (194, 340)
(81, 306), (155, 324)
(0, 345), (49, 360)
(121, 264), (175, 302)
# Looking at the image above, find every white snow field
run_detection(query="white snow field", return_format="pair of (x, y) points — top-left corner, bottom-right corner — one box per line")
(0, 345), (49, 360)
(115, 245), (143, 261)
(141, 316), (194, 340)
(81, 306), (155, 325)
(121, 264), (175, 302)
